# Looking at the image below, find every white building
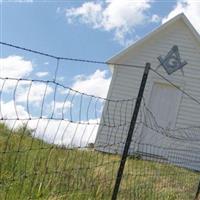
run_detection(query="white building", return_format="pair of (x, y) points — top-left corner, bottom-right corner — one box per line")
(95, 13), (200, 171)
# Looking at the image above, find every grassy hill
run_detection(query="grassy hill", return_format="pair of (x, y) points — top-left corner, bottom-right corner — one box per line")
(0, 123), (199, 200)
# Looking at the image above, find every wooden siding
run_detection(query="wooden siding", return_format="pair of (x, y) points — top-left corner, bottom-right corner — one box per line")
(95, 19), (200, 170)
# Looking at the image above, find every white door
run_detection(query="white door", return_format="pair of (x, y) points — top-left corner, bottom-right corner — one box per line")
(140, 82), (182, 148)
(138, 82), (200, 170)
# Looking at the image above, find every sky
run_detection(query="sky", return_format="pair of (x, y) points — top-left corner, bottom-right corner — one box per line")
(1, 0), (200, 147)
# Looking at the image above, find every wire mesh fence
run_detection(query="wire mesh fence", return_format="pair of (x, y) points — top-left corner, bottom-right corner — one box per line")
(0, 42), (200, 200)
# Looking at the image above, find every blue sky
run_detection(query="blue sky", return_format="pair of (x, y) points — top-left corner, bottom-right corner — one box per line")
(1, 1), (175, 59)
(1, 0), (200, 146)
(1, 0), (196, 87)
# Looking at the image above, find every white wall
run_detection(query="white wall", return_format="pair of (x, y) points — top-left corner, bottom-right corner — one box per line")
(95, 19), (200, 170)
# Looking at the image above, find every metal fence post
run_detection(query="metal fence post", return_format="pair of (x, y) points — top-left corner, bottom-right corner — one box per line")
(111, 63), (151, 200)
(195, 180), (200, 200)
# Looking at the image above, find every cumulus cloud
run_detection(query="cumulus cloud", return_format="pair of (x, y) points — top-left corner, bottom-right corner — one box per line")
(65, 0), (160, 46)
(35, 71), (49, 78)
(31, 119), (99, 147)
(0, 58), (105, 147)
(72, 70), (111, 98)
(1, 100), (98, 147)
(0, 56), (54, 106)
(151, 14), (161, 23)
(0, 100), (29, 119)
(49, 100), (72, 117)
(16, 82), (53, 103)
(162, 0), (200, 33)
(0, 55), (34, 93)
(0, 55), (33, 78)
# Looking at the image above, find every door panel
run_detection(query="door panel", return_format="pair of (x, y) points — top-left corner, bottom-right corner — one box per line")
(140, 82), (182, 147)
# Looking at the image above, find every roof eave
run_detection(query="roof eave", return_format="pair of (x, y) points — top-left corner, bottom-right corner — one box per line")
(107, 13), (200, 70)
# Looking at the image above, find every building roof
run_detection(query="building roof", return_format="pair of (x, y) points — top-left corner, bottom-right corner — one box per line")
(107, 13), (200, 68)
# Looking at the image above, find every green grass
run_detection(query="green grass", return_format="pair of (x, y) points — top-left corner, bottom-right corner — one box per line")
(0, 123), (199, 200)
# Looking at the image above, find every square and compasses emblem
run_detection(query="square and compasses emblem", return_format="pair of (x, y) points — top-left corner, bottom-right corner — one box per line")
(157, 45), (187, 75)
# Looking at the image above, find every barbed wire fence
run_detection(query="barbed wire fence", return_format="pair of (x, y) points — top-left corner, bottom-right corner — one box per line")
(0, 42), (200, 200)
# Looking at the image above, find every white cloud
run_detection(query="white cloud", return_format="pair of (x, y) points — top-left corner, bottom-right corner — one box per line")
(0, 100), (29, 119)
(32, 119), (99, 147)
(0, 55), (33, 78)
(72, 70), (111, 98)
(1, 100), (98, 147)
(151, 14), (161, 23)
(35, 71), (49, 77)
(66, 1), (103, 26)
(162, 0), (200, 33)
(0, 56), (33, 92)
(49, 100), (72, 116)
(65, 0), (160, 46)
(16, 82), (53, 103)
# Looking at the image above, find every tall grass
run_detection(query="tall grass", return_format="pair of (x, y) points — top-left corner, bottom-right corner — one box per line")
(0, 123), (199, 199)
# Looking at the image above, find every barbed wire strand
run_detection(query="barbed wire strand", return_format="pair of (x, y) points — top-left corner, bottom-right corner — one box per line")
(0, 41), (144, 69)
